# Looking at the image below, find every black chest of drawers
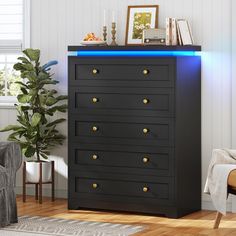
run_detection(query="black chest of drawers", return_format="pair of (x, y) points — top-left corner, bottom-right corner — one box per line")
(68, 46), (201, 218)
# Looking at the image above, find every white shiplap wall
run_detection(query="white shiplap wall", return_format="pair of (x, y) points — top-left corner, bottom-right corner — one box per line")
(0, 0), (233, 209)
(231, 0), (236, 212)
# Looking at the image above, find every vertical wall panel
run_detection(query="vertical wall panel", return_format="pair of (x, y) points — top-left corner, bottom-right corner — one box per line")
(231, 0), (236, 212)
(0, 0), (232, 208)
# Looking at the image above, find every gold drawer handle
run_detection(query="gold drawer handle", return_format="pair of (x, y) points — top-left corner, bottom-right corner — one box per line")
(92, 68), (99, 74)
(143, 186), (149, 192)
(92, 183), (98, 189)
(143, 157), (149, 163)
(92, 154), (98, 160)
(92, 97), (99, 103)
(92, 126), (98, 132)
(143, 128), (149, 134)
(143, 69), (149, 75)
(143, 98), (149, 104)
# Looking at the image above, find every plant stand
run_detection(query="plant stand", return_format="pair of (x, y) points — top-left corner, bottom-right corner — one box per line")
(23, 161), (55, 204)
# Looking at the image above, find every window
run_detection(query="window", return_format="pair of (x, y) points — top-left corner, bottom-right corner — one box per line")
(0, 0), (30, 103)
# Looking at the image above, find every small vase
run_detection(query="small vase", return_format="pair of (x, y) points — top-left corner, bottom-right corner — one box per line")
(25, 161), (52, 183)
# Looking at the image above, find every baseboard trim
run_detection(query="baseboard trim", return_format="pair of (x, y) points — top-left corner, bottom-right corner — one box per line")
(15, 186), (67, 199)
(14, 187), (234, 213)
(202, 200), (232, 212)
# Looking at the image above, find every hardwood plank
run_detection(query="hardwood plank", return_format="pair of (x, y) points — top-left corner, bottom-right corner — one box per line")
(16, 195), (236, 236)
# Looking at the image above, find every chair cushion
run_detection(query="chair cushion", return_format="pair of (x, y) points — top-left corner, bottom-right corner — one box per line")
(0, 165), (7, 190)
(228, 169), (236, 188)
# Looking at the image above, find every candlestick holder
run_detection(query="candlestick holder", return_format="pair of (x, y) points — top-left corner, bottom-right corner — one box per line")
(110, 22), (118, 46)
(103, 26), (107, 44)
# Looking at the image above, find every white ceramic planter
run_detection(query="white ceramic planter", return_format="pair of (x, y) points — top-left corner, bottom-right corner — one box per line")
(26, 161), (52, 183)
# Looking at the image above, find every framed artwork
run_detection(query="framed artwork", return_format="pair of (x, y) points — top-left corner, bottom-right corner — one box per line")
(125, 5), (159, 45)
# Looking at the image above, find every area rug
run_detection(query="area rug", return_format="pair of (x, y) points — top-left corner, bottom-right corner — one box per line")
(0, 216), (144, 236)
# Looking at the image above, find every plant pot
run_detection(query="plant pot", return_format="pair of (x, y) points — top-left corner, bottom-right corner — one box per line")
(25, 161), (52, 183)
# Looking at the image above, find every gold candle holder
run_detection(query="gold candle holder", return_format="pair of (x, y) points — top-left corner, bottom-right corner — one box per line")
(103, 26), (107, 44)
(110, 22), (118, 46)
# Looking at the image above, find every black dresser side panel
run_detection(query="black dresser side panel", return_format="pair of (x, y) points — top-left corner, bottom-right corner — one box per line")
(175, 56), (201, 215)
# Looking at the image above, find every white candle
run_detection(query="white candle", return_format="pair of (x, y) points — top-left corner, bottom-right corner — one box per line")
(112, 11), (115, 22)
(103, 10), (106, 26)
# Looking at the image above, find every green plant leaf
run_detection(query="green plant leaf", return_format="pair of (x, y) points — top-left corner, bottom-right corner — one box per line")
(47, 104), (68, 113)
(24, 145), (36, 157)
(21, 87), (28, 94)
(39, 79), (59, 85)
(39, 152), (48, 159)
(46, 97), (57, 106)
(22, 63), (34, 71)
(21, 106), (31, 111)
(15, 81), (28, 88)
(38, 72), (49, 80)
(7, 136), (20, 142)
(17, 56), (30, 64)
(56, 95), (68, 101)
(23, 49), (40, 62)
(0, 125), (22, 132)
(8, 131), (24, 140)
(39, 95), (46, 105)
(17, 94), (31, 103)
(46, 118), (66, 127)
(13, 63), (25, 71)
(31, 113), (42, 127)
(23, 71), (37, 81)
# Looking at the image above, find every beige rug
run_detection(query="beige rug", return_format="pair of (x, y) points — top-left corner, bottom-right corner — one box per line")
(0, 216), (144, 236)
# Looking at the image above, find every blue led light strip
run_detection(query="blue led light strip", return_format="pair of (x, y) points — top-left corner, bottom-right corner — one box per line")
(68, 50), (200, 57)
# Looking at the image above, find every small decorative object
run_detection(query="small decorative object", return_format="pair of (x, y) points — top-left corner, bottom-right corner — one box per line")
(143, 28), (166, 45)
(102, 10), (108, 44)
(81, 32), (106, 46)
(125, 5), (159, 45)
(176, 19), (194, 45)
(0, 48), (68, 204)
(110, 22), (118, 46)
(103, 26), (107, 43)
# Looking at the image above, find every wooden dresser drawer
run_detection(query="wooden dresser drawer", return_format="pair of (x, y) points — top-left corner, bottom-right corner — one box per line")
(68, 143), (174, 176)
(69, 58), (175, 88)
(69, 170), (175, 207)
(75, 178), (171, 200)
(70, 148), (173, 176)
(70, 88), (174, 117)
(72, 120), (174, 146)
(74, 150), (169, 169)
(76, 64), (170, 80)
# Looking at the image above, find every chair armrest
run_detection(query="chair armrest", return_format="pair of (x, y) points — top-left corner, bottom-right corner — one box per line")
(0, 142), (22, 172)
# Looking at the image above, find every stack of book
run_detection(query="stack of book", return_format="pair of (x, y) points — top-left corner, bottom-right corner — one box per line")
(166, 18), (194, 46)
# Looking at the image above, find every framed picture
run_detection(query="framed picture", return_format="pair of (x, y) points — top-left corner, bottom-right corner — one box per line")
(125, 5), (159, 45)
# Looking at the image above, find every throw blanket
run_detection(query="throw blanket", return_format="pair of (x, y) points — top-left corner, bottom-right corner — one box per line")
(204, 149), (236, 215)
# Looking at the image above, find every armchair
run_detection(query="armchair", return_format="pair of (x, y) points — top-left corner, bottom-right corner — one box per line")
(0, 142), (22, 227)
(214, 169), (236, 228)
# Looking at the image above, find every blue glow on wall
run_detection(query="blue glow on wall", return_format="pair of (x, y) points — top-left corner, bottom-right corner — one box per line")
(68, 50), (200, 57)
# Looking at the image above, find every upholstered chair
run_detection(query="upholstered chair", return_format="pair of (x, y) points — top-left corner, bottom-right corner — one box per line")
(0, 142), (22, 227)
(214, 170), (236, 228)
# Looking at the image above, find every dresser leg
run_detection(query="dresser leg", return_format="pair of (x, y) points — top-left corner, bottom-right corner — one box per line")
(51, 161), (55, 202)
(39, 162), (42, 204)
(35, 183), (38, 200)
(23, 162), (26, 202)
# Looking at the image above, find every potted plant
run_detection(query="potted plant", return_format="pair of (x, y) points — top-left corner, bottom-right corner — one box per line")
(0, 48), (67, 183)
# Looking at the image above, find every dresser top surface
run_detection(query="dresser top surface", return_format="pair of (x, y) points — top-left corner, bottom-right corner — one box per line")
(68, 45), (201, 52)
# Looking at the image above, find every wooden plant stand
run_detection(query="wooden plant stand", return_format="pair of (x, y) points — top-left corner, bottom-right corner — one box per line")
(23, 161), (55, 204)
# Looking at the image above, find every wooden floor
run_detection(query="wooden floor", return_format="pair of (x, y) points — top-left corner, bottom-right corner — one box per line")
(17, 195), (236, 236)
